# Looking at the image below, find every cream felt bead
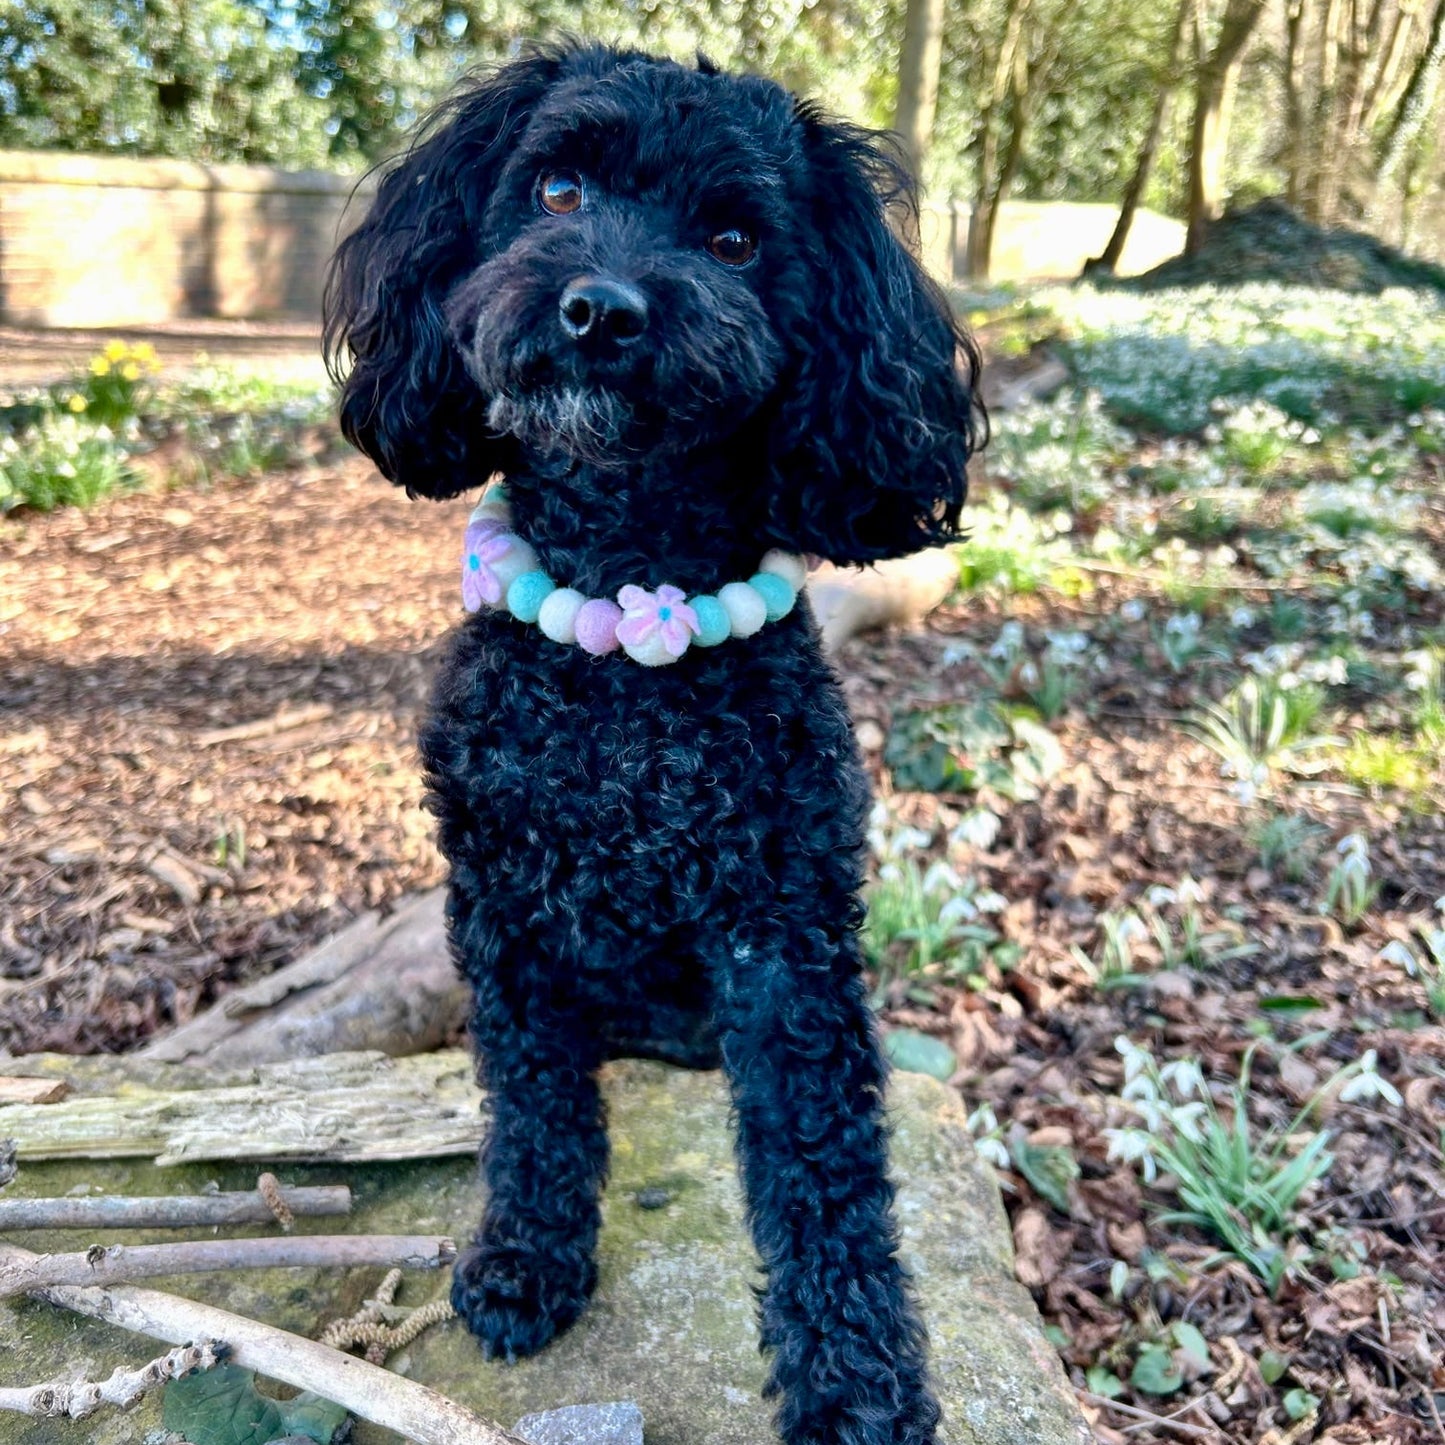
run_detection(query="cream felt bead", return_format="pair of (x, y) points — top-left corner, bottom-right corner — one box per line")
(489, 536), (538, 593)
(758, 549), (807, 591)
(537, 587), (587, 645)
(621, 632), (680, 667)
(717, 581), (768, 638)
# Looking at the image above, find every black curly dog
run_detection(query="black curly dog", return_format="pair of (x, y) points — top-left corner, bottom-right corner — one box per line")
(325, 42), (981, 1445)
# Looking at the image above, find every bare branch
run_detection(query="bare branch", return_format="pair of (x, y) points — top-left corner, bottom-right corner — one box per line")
(2, 1241), (526, 1445)
(0, 1339), (225, 1419)
(0, 1184), (350, 1231)
(0, 1235), (456, 1298)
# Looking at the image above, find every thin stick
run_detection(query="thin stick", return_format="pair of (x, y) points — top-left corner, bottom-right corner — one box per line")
(1, 1243), (525, 1445)
(1079, 1391), (1220, 1441)
(196, 703), (334, 747)
(0, 1339), (224, 1419)
(0, 1235), (456, 1298)
(0, 1184), (351, 1231)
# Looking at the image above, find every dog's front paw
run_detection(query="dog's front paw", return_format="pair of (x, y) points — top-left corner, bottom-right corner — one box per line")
(451, 1235), (597, 1361)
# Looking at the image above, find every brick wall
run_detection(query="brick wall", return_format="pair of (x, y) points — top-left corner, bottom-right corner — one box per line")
(0, 148), (1188, 329)
(0, 151), (369, 327)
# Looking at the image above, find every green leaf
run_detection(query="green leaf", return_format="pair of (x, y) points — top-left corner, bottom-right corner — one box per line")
(1130, 1343), (1184, 1397)
(277, 1391), (350, 1444)
(1283, 1387), (1320, 1420)
(162, 1365), (284, 1445)
(1043, 1324), (1070, 1350)
(883, 1028), (956, 1081)
(161, 1367), (348, 1445)
(1171, 1322), (1211, 1372)
(1008, 1130), (1079, 1214)
(1258, 1350), (1290, 1385)
(1258, 995), (1325, 1013)
(1085, 1366), (1125, 1399)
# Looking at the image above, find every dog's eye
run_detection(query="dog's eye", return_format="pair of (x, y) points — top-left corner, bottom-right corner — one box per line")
(539, 171), (584, 216)
(707, 229), (756, 266)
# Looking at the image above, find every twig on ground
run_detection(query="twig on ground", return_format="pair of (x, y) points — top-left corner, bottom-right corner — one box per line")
(1080, 1391), (1221, 1441)
(320, 1267), (457, 1364)
(0, 1338), (225, 1419)
(1, 1241), (524, 1445)
(0, 1183), (351, 1231)
(0, 1234), (456, 1298)
(195, 703), (334, 747)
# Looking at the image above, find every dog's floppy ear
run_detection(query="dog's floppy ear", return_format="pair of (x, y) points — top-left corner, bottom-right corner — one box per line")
(765, 108), (984, 561)
(323, 51), (566, 499)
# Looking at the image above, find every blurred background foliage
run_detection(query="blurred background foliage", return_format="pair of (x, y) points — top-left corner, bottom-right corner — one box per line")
(1, 0), (1443, 267)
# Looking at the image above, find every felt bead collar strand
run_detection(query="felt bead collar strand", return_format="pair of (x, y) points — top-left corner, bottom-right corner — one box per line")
(461, 486), (809, 666)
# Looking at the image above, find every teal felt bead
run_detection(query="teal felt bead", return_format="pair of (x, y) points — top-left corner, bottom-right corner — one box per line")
(690, 594), (732, 647)
(507, 569), (555, 623)
(748, 571), (797, 622)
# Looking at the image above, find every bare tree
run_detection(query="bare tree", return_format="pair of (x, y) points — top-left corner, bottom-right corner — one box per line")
(1185, 0), (1271, 252)
(894, 0), (948, 182)
(1088, 0), (1196, 275)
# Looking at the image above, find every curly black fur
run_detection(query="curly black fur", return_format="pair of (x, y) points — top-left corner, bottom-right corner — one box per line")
(325, 41), (982, 1445)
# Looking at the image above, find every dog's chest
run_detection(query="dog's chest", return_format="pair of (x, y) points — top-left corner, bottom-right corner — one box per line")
(423, 614), (866, 899)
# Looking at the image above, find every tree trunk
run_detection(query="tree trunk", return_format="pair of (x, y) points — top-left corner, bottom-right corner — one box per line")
(966, 0), (1032, 278)
(1377, 0), (1445, 188)
(1089, 0), (1195, 275)
(1284, 0), (1312, 207)
(893, 0), (947, 182)
(1185, 0), (1270, 253)
(1364, 0), (1424, 130)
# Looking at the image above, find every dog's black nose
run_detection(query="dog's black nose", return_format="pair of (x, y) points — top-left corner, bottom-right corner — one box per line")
(558, 276), (649, 347)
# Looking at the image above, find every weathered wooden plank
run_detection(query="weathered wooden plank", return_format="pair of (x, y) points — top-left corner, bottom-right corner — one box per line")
(0, 1050), (486, 1165)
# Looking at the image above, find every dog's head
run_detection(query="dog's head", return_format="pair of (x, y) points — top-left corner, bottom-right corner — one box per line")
(325, 44), (982, 562)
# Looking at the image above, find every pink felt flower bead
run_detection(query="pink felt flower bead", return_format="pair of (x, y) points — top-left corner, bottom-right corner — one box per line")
(574, 598), (624, 655)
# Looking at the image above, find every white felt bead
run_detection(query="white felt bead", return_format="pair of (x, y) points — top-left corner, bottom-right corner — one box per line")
(621, 632), (681, 667)
(489, 536), (537, 593)
(537, 587), (587, 645)
(758, 550), (807, 590)
(718, 581), (768, 638)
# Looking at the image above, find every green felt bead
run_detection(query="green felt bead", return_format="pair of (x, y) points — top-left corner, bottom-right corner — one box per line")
(690, 594), (732, 647)
(748, 571), (797, 622)
(507, 569), (555, 623)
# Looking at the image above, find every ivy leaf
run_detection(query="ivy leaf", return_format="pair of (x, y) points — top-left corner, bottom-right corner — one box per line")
(1131, 1343), (1184, 1396)
(1085, 1365), (1125, 1399)
(884, 1028), (957, 1081)
(277, 1391), (350, 1443)
(1171, 1321), (1211, 1373)
(1259, 1349), (1290, 1385)
(162, 1364), (284, 1445)
(162, 1367), (348, 1445)
(1007, 1126), (1079, 1214)
(1283, 1387), (1320, 1421)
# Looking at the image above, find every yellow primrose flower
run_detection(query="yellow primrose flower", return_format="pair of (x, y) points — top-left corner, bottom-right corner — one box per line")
(90, 356), (111, 376)
(132, 342), (160, 372)
(67, 393), (87, 412)
(120, 362), (141, 382)
(104, 340), (129, 363)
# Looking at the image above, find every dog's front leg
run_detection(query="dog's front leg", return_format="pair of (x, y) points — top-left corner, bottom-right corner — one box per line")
(449, 911), (608, 1361)
(713, 928), (940, 1445)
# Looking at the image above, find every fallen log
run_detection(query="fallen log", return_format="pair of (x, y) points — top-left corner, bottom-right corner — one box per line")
(0, 1050), (484, 1165)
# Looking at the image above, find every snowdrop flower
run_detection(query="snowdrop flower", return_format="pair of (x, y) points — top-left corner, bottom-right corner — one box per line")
(1104, 1128), (1157, 1183)
(1121, 599), (1147, 623)
(1115, 1035), (1153, 1085)
(1160, 1059), (1206, 1099)
(974, 889), (1008, 914)
(938, 894), (979, 926)
(1230, 606), (1255, 629)
(1145, 885), (1178, 909)
(1338, 1050), (1402, 1108)
(922, 860), (963, 895)
(950, 809), (1001, 852)
(1376, 939), (1417, 974)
